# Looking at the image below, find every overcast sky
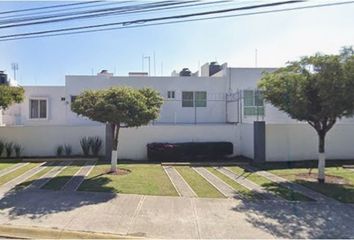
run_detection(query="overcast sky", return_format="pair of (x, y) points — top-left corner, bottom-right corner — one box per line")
(0, 0), (353, 85)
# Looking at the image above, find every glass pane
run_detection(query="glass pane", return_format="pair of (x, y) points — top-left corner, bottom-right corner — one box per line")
(30, 100), (39, 119)
(71, 95), (77, 103)
(39, 100), (47, 118)
(244, 106), (264, 116)
(244, 90), (254, 106)
(255, 91), (264, 106)
(182, 91), (194, 107)
(195, 91), (207, 107)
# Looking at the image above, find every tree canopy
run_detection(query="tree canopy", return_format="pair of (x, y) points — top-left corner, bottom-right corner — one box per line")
(0, 85), (25, 109)
(71, 87), (163, 127)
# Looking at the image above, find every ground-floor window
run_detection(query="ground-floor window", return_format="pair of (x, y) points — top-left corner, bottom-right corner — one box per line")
(243, 90), (264, 116)
(182, 91), (207, 107)
(30, 98), (48, 119)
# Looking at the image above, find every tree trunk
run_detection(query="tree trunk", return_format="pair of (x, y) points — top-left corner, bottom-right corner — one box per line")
(317, 133), (326, 183)
(111, 123), (120, 173)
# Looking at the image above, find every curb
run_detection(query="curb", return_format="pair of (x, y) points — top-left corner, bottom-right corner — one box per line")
(0, 224), (143, 239)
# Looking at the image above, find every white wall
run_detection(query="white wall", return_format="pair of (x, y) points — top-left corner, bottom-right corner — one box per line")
(0, 125), (105, 156)
(117, 124), (240, 160)
(239, 123), (254, 159)
(266, 123), (354, 161)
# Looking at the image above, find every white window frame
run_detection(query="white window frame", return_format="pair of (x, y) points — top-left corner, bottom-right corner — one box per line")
(29, 97), (49, 120)
(167, 91), (176, 99)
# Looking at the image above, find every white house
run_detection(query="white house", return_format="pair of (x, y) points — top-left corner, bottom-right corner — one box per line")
(1, 62), (354, 161)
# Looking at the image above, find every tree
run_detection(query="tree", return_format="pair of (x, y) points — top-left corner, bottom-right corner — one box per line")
(258, 47), (354, 183)
(71, 87), (163, 172)
(0, 85), (24, 109)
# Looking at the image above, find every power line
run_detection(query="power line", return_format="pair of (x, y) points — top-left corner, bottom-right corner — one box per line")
(1, 0), (353, 42)
(0, 1), (195, 27)
(0, 0), (304, 36)
(0, 1), (103, 15)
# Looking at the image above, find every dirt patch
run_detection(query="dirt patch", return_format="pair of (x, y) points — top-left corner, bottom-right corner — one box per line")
(104, 168), (131, 176)
(295, 173), (349, 185)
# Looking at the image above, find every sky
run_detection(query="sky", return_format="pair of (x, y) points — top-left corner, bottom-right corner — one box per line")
(0, 0), (353, 86)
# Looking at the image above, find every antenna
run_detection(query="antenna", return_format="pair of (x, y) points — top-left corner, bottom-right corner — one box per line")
(11, 62), (18, 80)
(153, 51), (156, 76)
(143, 55), (151, 76)
(161, 62), (163, 76)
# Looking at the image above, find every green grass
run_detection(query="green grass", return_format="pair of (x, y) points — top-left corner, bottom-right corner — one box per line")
(15, 163), (55, 190)
(0, 160), (21, 171)
(0, 163), (39, 186)
(175, 166), (225, 198)
(270, 167), (354, 203)
(206, 167), (261, 199)
(78, 163), (178, 196)
(42, 161), (86, 190)
(228, 166), (312, 201)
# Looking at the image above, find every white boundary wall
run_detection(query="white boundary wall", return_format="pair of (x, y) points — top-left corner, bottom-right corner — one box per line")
(0, 125), (106, 156)
(0, 124), (240, 159)
(117, 124), (240, 160)
(266, 123), (354, 161)
(239, 123), (254, 159)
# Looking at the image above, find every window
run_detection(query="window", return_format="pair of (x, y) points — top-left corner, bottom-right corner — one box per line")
(71, 95), (77, 103)
(182, 91), (207, 107)
(243, 90), (264, 116)
(30, 99), (47, 119)
(167, 91), (175, 99)
(182, 91), (194, 107)
(195, 91), (207, 107)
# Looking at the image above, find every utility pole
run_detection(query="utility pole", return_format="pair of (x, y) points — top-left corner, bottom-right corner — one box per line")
(11, 63), (18, 80)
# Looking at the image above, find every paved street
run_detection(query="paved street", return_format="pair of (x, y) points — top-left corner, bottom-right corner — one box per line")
(1, 189), (354, 239)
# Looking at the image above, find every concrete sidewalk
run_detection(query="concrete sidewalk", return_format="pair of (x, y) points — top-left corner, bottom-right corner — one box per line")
(0, 189), (354, 239)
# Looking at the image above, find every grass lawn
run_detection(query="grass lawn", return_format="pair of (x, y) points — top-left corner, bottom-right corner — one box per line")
(0, 159), (22, 171)
(78, 163), (178, 196)
(270, 167), (354, 203)
(228, 166), (313, 201)
(0, 163), (39, 186)
(175, 166), (225, 198)
(206, 167), (261, 199)
(42, 161), (86, 190)
(16, 164), (56, 190)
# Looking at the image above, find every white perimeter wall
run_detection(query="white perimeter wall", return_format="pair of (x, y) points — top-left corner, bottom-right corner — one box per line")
(266, 123), (354, 161)
(239, 123), (254, 159)
(0, 125), (106, 156)
(117, 124), (240, 160)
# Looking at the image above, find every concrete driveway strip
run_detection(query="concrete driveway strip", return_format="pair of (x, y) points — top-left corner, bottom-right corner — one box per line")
(193, 167), (241, 199)
(27, 161), (71, 190)
(217, 167), (280, 200)
(244, 165), (336, 203)
(0, 162), (29, 178)
(163, 166), (197, 197)
(61, 160), (96, 191)
(0, 162), (48, 193)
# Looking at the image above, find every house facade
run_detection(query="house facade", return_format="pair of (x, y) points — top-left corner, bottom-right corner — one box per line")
(1, 62), (354, 161)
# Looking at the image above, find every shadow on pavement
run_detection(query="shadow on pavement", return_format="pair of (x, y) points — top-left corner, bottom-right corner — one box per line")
(232, 200), (354, 238)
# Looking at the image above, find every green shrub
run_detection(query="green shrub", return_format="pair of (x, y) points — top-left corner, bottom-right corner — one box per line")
(90, 136), (102, 156)
(64, 144), (72, 156)
(5, 142), (13, 158)
(56, 145), (64, 157)
(13, 144), (23, 157)
(0, 140), (4, 157)
(80, 137), (91, 156)
(147, 142), (233, 162)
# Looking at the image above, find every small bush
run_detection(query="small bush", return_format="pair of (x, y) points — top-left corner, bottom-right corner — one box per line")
(64, 144), (72, 156)
(147, 142), (233, 162)
(90, 136), (102, 156)
(5, 142), (13, 158)
(80, 137), (91, 156)
(13, 144), (23, 157)
(56, 145), (64, 157)
(0, 140), (4, 157)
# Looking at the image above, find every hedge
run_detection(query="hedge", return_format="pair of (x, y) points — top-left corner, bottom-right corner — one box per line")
(147, 142), (233, 162)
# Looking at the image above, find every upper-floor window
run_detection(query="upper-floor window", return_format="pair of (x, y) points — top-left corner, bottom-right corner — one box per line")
(30, 98), (47, 119)
(182, 91), (207, 107)
(71, 95), (77, 103)
(167, 91), (175, 99)
(243, 90), (264, 116)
